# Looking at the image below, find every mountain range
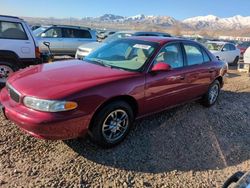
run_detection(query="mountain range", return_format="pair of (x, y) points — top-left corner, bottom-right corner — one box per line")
(23, 14), (250, 37)
(82, 14), (250, 30)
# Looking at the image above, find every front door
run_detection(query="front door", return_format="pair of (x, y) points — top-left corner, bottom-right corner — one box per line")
(144, 42), (187, 114)
(39, 27), (64, 55)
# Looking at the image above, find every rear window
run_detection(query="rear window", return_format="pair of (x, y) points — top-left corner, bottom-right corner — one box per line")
(0, 21), (28, 40)
(184, 44), (204, 65)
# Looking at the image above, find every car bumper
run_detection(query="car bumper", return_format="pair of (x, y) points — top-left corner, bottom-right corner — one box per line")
(223, 73), (229, 84)
(75, 50), (91, 60)
(0, 88), (90, 140)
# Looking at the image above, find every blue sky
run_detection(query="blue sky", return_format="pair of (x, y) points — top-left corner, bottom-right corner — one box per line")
(1, 0), (250, 20)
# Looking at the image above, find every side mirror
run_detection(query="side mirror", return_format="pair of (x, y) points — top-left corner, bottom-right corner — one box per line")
(222, 48), (227, 52)
(151, 62), (171, 72)
(43, 42), (50, 48)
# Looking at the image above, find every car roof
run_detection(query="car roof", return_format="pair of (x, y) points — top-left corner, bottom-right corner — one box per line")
(0, 15), (23, 22)
(128, 36), (190, 44)
(48, 25), (92, 30)
(134, 31), (171, 36)
(207, 41), (231, 45)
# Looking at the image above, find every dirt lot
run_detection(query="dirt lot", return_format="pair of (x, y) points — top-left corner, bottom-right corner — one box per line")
(0, 67), (250, 188)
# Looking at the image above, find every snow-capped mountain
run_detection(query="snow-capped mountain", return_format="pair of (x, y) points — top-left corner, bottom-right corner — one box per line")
(86, 14), (179, 27)
(83, 14), (250, 30)
(183, 15), (250, 29)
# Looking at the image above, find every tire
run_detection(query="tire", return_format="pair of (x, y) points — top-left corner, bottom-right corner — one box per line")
(202, 80), (221, 107)
(0, 60), (18, 84)
(89, 101), (134, 148)
(232, 56), (239, 66)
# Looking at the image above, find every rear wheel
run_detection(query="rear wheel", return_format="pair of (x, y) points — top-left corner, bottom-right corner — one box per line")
(89, 101), (134, 148)
(0, 61), (17, 84)
(202, 80), (221, 107)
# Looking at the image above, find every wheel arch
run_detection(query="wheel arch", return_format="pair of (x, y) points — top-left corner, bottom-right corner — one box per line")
(88, 95), (138, 130)
(215, 76), (223, 88)
(0, 50), (19, 60)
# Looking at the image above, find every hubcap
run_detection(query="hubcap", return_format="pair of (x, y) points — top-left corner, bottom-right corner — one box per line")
(0, 65), (13, 83)
(102, 109), (129, 142)
(209, 84), (219, 104)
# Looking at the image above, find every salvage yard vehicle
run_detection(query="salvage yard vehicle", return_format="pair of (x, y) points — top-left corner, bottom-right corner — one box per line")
(35, 25), (97, 56)
(237, 41), (250, 59)
(0, 15), (41, 84)
(206, 41), (240, 65)
(0, 37), (228, 147)
(75, 31), (172, 59)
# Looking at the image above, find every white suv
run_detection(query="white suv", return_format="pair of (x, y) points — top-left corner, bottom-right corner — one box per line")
(0, 15), (41, 83)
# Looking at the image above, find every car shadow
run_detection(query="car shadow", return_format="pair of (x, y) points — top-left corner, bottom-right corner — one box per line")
(58, 90), (250, 173)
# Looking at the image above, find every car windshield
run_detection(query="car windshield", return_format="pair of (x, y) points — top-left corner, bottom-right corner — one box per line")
(103, 32), (133, 43)
(238, 42), (250, 48)
(205, 42), (224, 51)
(33, 27), (48, 37)
(85, 39), (157, 71)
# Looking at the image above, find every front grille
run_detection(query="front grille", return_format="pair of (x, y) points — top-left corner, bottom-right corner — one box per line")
(6, 83), (21, 103)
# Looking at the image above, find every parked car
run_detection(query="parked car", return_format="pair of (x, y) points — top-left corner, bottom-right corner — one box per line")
(205, 41), (240, 65)
(97, 30), (117, 39)
(35, 25), (97, 56)
(0, 15), (41, 84)
(0, 37), (227, 147)
(223, 171), (250, 188)
(237, 41), (250, 59)
(243, 46), (250, 63)
(75, 31), (172, 59)
(30, 24), (41, 31)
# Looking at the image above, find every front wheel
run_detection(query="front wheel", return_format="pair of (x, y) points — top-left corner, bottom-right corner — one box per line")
(202, 80), (221, 107)
(89, 101), (134, 148)
(0, 61), (16, 84)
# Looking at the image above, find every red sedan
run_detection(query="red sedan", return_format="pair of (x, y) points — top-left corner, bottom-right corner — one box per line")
(0, 37), (227, 147)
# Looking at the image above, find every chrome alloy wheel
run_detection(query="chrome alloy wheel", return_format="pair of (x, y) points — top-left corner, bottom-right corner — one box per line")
(209, 84), (219, 104)
(0, 65), (14, 83)
(102, 109), (129, 142)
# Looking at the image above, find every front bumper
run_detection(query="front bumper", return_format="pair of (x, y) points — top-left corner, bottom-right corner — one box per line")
(0, 88), (90, 140)
(75, 49), (91, 60)
(223, 73), (229, 84)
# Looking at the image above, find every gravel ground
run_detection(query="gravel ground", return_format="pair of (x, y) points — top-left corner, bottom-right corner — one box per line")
(0, 67), (250, 188)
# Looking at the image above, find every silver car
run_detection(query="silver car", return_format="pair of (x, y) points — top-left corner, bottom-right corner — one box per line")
(75, 31), (171, 59)
(34, 25), (97, 56)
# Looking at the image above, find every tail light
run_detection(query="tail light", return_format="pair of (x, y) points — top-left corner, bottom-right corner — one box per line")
(35, 47), (41, 58)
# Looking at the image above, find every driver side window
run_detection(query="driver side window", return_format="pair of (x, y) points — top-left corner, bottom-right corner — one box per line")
(43, 28), (62, 38)
(155, 43), (184, 68)
(222, 44), (230, 51)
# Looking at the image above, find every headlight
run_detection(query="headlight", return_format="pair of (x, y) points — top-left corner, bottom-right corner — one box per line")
(23, 96), (78, 112)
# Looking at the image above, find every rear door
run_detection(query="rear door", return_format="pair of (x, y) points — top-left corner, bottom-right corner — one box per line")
(221, 44), (232, 63)
(182, 42), (214, 100)
(0, 20), (35, 58)
(62, 28), (94, 55)
(229, 44), (239, 62)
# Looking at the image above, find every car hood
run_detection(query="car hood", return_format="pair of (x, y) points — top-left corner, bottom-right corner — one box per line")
(7, 60), (138, 99)
(78, 42), (105, 52)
